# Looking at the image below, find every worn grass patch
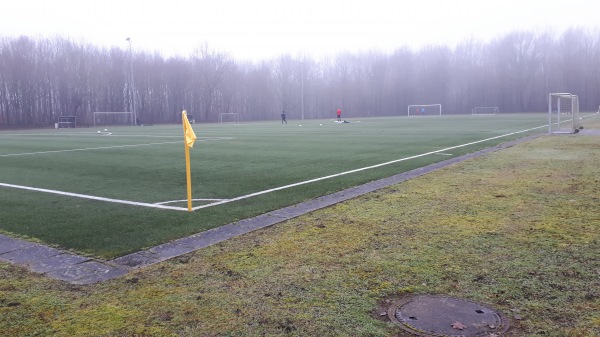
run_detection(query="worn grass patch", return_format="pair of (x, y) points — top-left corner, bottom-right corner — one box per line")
(1, 132), (599, 337)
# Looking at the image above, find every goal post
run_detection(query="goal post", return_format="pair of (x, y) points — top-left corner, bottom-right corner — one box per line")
(93, 112), (134, 126)
(408, 104), (442, 116)
(548, 93), (580, 134)
(57, 116), (76, 128)
(219, 113), (240, 123)
(471, 106), (499, 115)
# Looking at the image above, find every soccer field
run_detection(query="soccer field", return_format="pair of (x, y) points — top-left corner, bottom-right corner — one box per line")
(0, 114), (549, 258)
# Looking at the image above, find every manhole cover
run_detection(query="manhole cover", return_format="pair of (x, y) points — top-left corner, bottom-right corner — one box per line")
(388, 295), (510, 336)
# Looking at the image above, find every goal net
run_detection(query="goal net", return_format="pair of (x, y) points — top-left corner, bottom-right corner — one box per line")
(219, 113), (240, 123)
(548, 93), (580, 134)
(408, 104), (442, 116)
(57, 116), (76, 128)
(471, 106), (499, 115)
(93, 112), (134, 126)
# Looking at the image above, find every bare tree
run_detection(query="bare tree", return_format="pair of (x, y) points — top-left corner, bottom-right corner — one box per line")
(1, 29), (600, 128)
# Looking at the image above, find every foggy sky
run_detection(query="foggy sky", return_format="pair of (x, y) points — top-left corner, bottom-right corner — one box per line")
(1, 0), (599, 61)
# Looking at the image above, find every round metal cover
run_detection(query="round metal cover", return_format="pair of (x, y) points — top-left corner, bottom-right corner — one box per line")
(388, 295), (510, 336)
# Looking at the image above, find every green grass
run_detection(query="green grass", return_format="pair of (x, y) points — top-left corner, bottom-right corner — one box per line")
(0, 113), (558, 257)
(0, 122), (598, 336)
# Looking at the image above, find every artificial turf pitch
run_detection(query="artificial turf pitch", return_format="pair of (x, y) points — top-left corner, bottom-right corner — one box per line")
(0, 114), (549, 258)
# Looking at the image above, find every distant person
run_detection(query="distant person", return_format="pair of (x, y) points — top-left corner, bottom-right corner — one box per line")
(337, 108), (342, 122)
(281, 110), (287, 124)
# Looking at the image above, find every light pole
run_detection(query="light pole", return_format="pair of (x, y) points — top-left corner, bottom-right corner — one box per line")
(126, 37), (137, 125)
(301, 60), (304, 121)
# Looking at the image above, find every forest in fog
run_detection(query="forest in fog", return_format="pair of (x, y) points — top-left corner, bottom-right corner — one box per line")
(0, 28), (599, 127)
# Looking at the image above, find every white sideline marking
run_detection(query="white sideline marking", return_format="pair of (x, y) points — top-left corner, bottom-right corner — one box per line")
(0, 183), (188, 211)
(0, 132), (233, 140)
(435, 153), (453, 156)
(191, 124), (547, 211)
(0, 124), (547, 212)
(1, 137), (234, 157)
(0, 141), (182, 157)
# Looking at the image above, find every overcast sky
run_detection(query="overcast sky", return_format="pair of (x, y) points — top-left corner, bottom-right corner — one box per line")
(1, 0), (598, 62)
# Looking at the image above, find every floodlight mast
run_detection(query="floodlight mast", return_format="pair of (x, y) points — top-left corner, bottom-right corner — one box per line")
(126, 37), (137, 125)
(301, 60), (304, 121)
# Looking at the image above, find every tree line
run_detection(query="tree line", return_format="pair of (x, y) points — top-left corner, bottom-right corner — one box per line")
(0, 28), (598, 128)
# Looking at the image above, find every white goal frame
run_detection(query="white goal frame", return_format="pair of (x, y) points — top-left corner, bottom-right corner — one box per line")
(219, 113), (240, 123)
(471, 106), (499, 115)
(57, 116), (76, 128)
(408, 104), (442, 116)
(548, 93), (580, 134)
(93, 112), (134, 126)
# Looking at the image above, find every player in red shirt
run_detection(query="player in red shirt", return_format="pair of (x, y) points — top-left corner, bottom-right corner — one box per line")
(336, 108), (341, 122)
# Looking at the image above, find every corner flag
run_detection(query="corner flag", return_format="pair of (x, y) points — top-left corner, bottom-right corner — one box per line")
(182, 110), (197, 148)
(182, 110), (196, 211)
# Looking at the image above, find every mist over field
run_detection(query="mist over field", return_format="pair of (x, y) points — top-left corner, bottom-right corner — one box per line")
(1, 28), (599, 128)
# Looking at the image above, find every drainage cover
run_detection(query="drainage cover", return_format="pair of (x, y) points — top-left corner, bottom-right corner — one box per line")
(388, 295), (510, 336)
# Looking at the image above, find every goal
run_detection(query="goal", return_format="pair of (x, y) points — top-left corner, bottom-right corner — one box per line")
(219, 113), (240, 123)
(408, 104), (442, 116)
(471, 106), (499, 115)
(57, 116), (76, 128)
(93, 112), (134, 126)
(548, 93), (580, 134)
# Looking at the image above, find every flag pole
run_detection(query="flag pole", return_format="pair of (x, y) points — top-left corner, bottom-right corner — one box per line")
(182, 110), (197, 212)
(184, 140), (193, 211)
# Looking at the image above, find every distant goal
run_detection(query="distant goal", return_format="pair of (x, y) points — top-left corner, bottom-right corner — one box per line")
(219, 113), (240, 123)
(471, 106), (499, 115)
(408, 104), (442, 116)
(57, 116), (76, 128)
(93, 112), (134, 126)
(548, 93), (581, 134)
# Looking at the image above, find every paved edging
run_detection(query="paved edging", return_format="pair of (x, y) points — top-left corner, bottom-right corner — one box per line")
(0, 134), (540, 284)
(0, 234), (129, 284)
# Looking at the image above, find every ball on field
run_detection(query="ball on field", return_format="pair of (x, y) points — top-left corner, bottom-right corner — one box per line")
(320, 123), (322, 126)
(299, 124), (302, 127)
(97, 130), (101, 133)
(104, 129), (108, 131)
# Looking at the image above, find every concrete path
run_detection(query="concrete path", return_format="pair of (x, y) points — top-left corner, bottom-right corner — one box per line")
(0, 234), (128, 284)
(0, 135), (539, 284)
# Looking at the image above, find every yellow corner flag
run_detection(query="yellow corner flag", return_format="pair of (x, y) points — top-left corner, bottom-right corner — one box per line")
(182, 110), (197, 148)
(182, 110), (197, 211)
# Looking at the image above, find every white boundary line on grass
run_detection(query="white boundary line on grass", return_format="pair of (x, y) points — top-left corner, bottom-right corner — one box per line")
(0, 137), (232, 157)
(0, 132), (182, 137)
(0, 141), (183, 157)
(0, 182), (188, 211)
(190, 123), (548, 210)
(0, 123), (549, 212)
